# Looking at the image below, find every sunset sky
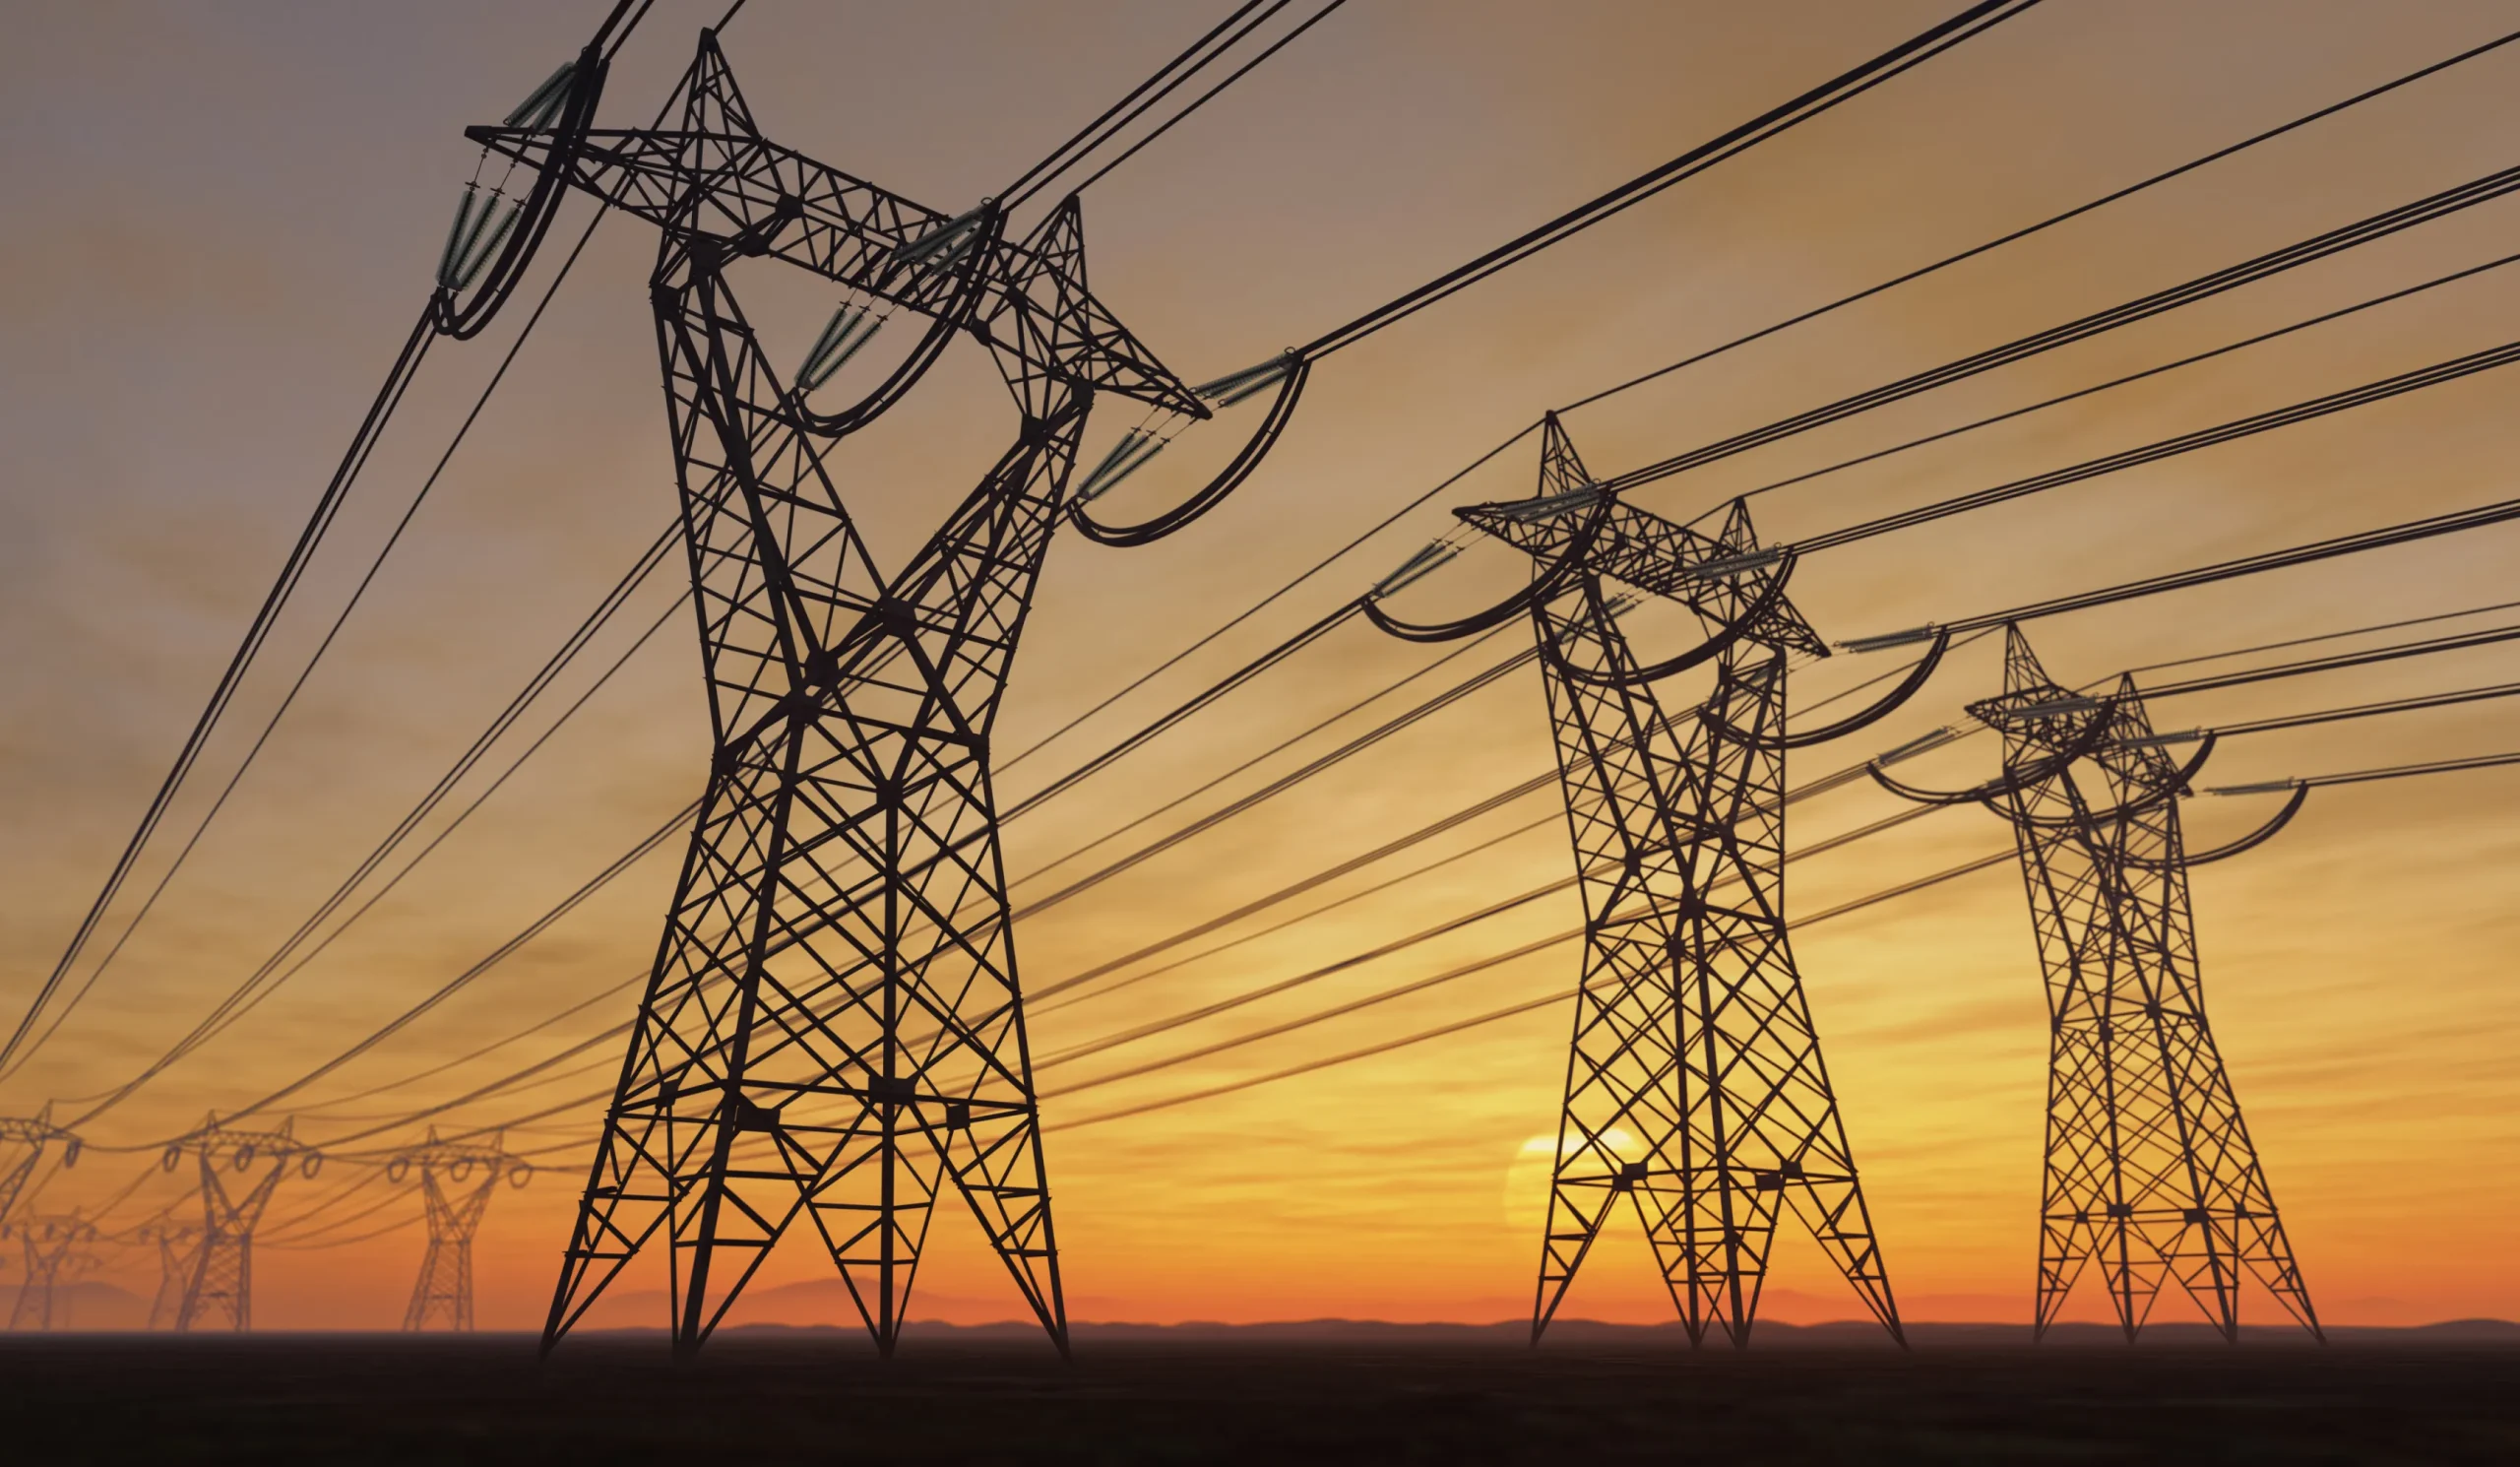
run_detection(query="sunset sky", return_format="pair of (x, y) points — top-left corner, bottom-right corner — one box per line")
(3, 0), (2517, 1336)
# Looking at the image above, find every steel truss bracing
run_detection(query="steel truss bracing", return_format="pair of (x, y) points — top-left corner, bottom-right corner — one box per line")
(481, 35), (1202, 1359)
(391, 1129), (531, 1332)
(6, 1213), (98, 1331)
(138, 1219), (202, 1330)
(1964, 627), (2319, 1342)
(1462, 418), (1901, 1348)
(161, 1117), (319, 1333)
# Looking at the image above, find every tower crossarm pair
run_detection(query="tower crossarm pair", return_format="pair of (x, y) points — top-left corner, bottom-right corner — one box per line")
(157, 1116), (320, 1333)
(1870, 625), (2320, 1342)
(1432, 415), (1921, 1348)
(388, 1130), (531, 1332)
(471, 32), (1203, 1360)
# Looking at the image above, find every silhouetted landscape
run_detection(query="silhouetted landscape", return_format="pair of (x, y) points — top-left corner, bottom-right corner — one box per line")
(5, 1322), (2517, 1464)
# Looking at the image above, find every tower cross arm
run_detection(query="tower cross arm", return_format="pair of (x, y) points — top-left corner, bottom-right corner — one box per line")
(465, 121), (1204, 416)
(1459, 496), (1824, 658)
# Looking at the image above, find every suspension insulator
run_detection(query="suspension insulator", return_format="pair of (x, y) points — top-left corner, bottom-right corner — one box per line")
(437, 185), (524, 291)
(1686, 546), (1784, 581)
(504, 62), (579, 131)
(233, 1145), (257, 1172)
(1369, 540), (1463, 599)
(1839, 623), (1940, 655)
(1073, 428), (1168, 504)
(797, 303), (883, 391)
(2208, 778), (2302, 797)
(1194, 351), (1300, 409)
(60, 1136), (80, 1168)
(1491, 482), (1604, 523)
(1873, 727), (1958, 766)
(890, 200), (993, 277)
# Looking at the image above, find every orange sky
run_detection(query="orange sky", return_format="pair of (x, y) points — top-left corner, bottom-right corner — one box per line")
(3, 0), (2518, 1336)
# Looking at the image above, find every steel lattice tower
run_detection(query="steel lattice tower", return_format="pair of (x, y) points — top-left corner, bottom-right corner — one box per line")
(138, 1219), (201, 1330)
(6, 1212), (98, 1331)
(162, 1116), (319, 1332)
(1982, 628), (2318, 1341)
(391, 1130), (531, 1332)
(1875, 625), (2319, 1341)
(465, 34), (1203, 1358)
(1460, 418), (1902, 1347)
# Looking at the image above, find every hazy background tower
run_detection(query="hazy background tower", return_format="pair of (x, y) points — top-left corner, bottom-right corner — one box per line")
(390, 1130), (530, 1332)
(162, 1117), (320, 1332)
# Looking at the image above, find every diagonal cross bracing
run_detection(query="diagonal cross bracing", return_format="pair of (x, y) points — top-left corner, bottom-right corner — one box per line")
(532, 36), (1198, 1359)
(1973, 627), (2319, 1342)
(1460, 417), (1900, 1349)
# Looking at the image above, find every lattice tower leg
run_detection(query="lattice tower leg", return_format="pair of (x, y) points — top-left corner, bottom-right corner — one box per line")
(1530, 578), (1900, 1347)
(405, 1166), (501, 1331)
(8, 1232), (69, 1331)
(544, 249), (1076, 1359)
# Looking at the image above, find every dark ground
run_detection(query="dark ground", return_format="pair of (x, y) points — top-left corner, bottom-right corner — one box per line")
(4, 1323), (2516, 1465)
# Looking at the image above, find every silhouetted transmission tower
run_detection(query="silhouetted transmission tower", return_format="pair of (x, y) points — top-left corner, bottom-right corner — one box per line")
(1872, 625), (2320, 1342)
(137, 1217), (202, 1330)
(1380, 417), (1940, 1347)
(6, 1212), (99, 1331)
(388, 1129), (533, 1332)
(160, 1116), (321, 1332)
(451, 32), (1204, 1358)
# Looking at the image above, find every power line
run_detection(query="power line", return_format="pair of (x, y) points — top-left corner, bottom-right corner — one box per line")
(1554, 28), (2520, 415)
(1067, 2), (1349, 198)
(1736, 249), (2520, 501)
(0, 311), (438, 1076)
(2284, 749), (2520, 789)
(1007, 30), (2519, 784)
(1599, 166), (2520, 496)
(1295, 1), (2048, 359)
(1855, 494), (2520, 644)
(1793, 340), (2520, 556)
(1003, 1), (1283, 207)
(1045, 849), (2018, 1133)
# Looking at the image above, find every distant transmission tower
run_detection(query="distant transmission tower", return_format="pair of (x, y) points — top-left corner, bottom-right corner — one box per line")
(0, 1108), (81, 1231)
(160, 1116), (320, 1332)
(137, 1218), (202, 1330)
(390, 1129), (530, 1332)
(6, 1212), (99, 1331)
(1873, 625), (2320, 1342)
(452, 33), (1206, 1358)
(1401, 416), (1937, 1348)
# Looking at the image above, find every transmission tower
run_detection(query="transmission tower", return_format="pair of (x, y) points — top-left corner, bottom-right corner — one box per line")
(136, 1217), (203, 1330)
(458, 32), (1205, 1358)
(1431, 416), (1931, 1348)
(0, 1108), (80, 1232)
(389, 1129), (531, 1332)
(159, 1116), (321, 1332)
(1872, 625), (2321, 1342)
(6, 1212), (99, 1331)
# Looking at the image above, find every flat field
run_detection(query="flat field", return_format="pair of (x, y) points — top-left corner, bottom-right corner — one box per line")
(2, 1325), (2514, 1464)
